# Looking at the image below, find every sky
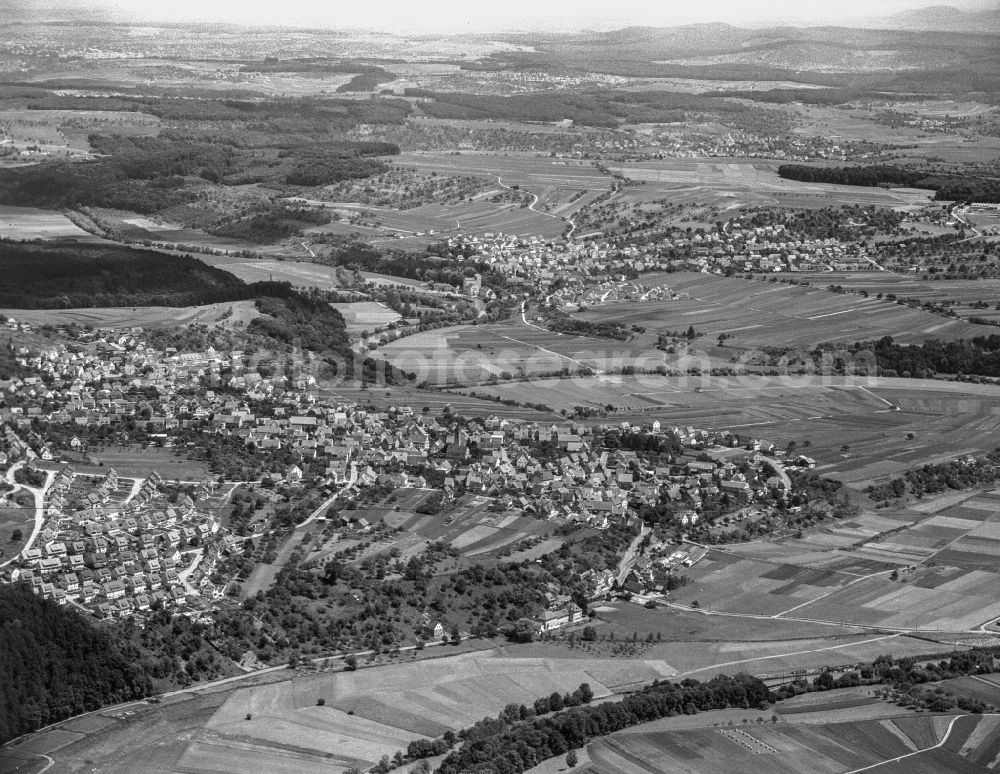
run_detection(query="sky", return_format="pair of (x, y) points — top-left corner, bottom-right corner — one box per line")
(16, 0), (1000, 32)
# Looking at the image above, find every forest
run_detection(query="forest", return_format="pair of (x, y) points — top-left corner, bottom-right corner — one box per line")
(0, 584), (152, 744)
(0, 134), (400, 214)
(858, 334), (1000, 378)
(778, 164), (1000, 203)
(208, 205), (332, 244)
(0, 241), (250, 308)
(26, 92), (412, 129)
(404, 89), (746, 127)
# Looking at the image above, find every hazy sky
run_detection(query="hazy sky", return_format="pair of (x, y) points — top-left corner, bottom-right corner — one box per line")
(21, 0), (1000, 32)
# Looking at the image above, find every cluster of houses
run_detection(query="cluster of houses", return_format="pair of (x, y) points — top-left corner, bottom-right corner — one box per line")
(547, 279), (680, 309)
(1, 329), (803, 627)
(621, 539), (709, 596)
(435, 213), (880, 290)
(6, 460), (237, 618)
(682, 222), (877, 274)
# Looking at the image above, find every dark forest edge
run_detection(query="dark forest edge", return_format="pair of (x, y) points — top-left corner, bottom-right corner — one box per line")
(777, 163), (1000, 203)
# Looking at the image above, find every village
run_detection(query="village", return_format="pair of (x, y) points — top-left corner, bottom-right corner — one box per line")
(439, 218), (881, 290)
(0, 326), (809, 627)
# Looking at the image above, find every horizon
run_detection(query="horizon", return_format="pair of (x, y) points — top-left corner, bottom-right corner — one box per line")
(6, 0), (999, 33)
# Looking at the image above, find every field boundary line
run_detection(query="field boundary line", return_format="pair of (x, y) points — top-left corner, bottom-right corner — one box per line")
(839, 713), (997, 773)
(674, 633), (902, 678)
(773, 568), (897, 619)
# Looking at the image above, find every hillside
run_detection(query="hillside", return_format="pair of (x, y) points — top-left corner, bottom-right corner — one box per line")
(872, 4), (1000, 33)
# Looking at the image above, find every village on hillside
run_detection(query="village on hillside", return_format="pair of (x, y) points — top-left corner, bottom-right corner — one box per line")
(0, 329), (810, 626)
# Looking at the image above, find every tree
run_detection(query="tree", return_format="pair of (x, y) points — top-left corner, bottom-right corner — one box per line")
(566, 750), (578, 768)
(507, 619), (535, 643)
(9, 529), (22, 543)
(344, 654), (358, 671)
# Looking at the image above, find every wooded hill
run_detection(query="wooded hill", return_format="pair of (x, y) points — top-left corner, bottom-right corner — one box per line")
(0, 241), (249, 308)
(0, 584), (152, 743)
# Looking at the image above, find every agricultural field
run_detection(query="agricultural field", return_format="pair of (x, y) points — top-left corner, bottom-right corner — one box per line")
(576, 272), (997, 349)
(315, 382), (564, 421)
(618, 156), (936, 211)
(304, 196), (569, 242)
(661, 486), (1000, 632)
(796, 272), (1000, 324)
(0, 205), (97, 240)
(378, 318), (654, 386)
(396, 152), (612, 192)
(448, 374), (1000, 484)
(330, 301), (401, 335)
(78, 650), (670, 774)
(584, 712), (990, 774)
(0, 299), (260, 330)
(201, 256), (348, 290)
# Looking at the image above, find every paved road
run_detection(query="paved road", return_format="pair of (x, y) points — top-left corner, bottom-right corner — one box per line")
(0, 462), (55, 569)
(497, 175), (575, 236)
(299, 465), (357, 527)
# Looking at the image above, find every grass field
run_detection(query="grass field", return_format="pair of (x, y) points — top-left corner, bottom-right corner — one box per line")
(0, 205), (98, 240)
(0, 494), (36, 563)
(79, 446), (211, 481)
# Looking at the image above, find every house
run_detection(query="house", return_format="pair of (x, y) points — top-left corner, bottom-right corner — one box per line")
(531, 602), (583, 632)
